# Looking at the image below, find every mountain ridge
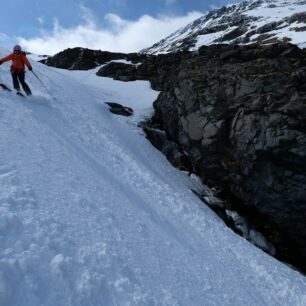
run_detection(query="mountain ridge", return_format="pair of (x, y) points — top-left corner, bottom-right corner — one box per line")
(142, 0), (306, 54)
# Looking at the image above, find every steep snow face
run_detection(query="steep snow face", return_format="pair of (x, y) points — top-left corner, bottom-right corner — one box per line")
(0, 50), (306, 305)
(143, 0), (306, 54)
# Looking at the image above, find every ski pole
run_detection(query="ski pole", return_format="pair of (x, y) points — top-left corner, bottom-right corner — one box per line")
(31, 71), (57, 101)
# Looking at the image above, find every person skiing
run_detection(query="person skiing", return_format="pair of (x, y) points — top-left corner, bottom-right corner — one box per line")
(0, 45), (33, 96)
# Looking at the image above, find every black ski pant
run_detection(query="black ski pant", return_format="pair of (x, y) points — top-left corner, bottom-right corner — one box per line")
(11, 70), (32, 96)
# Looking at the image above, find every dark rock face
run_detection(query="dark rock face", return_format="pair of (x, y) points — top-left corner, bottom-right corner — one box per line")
(98, 63), (138, 81)
(153, 44), (306, 271)
(42, 47), (146, 70)
(97, 51), (191, 91)
(139, 118), (194, 172)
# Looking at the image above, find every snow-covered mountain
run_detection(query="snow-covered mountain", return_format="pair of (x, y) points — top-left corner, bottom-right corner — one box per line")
(143, 0), (306, 54)
(1, 49), (306, 305)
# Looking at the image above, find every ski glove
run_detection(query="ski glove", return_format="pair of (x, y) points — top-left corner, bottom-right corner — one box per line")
(0, 61), (2, 65)
(29, 67), (33, 71)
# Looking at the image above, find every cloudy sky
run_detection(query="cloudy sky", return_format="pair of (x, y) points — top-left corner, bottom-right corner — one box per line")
(0, 0), (239, 55)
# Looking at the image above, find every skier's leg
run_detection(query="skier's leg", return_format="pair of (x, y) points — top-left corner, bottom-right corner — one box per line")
(18, 72), (32, 96)
(11, 70), (20, 91)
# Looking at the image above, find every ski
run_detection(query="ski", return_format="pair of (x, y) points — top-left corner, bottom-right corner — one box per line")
(0, 83), (12, 91)
(16, 92), (25, 97)
(1, 83), (26, 97)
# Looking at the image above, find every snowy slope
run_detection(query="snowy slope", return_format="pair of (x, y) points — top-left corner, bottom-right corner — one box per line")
(0, 51), (306, 306)
(143, 0), (306, 54)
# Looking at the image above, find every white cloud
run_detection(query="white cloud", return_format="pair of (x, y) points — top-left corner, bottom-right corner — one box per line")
(37, 16), (45, 25)
(17, 9), (202, 55)
(79, 4), (96, 26)
(105, 13), (130, 32)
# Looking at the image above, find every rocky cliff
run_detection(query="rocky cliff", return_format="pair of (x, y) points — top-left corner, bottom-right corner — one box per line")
(100, 43), (306, 272)
(43, 43), (306, 272)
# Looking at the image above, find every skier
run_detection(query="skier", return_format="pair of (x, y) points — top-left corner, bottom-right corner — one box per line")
(0, 45), (33, 96)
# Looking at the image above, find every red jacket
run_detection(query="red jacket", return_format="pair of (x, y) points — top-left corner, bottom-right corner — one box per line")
(0, 52), (32, 73)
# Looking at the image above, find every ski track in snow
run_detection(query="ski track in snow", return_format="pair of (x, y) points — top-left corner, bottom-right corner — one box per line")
(0, 56), (306, 306)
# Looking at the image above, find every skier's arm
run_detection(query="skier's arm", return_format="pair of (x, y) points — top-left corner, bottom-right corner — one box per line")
(0, 54), (14, 65)
(23, 55), (32, 71)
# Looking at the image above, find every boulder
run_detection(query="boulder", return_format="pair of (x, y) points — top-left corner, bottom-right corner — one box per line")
(105, 102), (133, 117)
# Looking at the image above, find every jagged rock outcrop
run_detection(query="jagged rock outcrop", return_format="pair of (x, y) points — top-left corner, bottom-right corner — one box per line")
(42, 47), (146, 70)
(97, 51), (191, 90)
